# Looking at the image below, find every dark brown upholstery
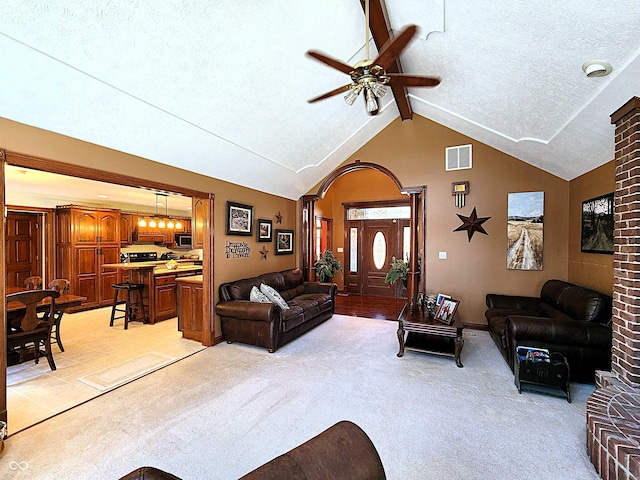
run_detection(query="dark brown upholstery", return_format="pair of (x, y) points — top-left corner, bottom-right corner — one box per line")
(485, 279), (612, 383)
(119, 421), (386, 480)
(217, 268), (337, 352)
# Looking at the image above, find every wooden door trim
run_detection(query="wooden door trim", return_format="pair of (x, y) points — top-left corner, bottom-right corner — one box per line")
(1, 149), (7, 423)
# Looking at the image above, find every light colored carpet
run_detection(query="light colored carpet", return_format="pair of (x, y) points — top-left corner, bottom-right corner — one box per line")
(0, 314), (600, 479)
(78, 352), (176, 391)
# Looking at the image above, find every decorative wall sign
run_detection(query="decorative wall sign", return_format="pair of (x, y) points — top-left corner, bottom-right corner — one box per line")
(507, 191), (544, 270)
(275, 229), (294, 255)
(451, 181), (470, 208)
(257, 219), (273, 242)
(259, 245), (269, 260)
(454, 206), (490, 241)
(581, 192), (614, 254)
(226, 201), (253, 236)
(225, 241), (251, 259)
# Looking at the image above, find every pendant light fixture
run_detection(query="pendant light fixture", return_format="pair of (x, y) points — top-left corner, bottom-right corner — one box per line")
(137, 192), (182, 230)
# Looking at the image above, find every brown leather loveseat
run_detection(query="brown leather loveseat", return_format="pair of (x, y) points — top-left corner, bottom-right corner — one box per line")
(485, 279), (612, 383)
(119, 420), (386, 479)
(216, 268), (337, 353)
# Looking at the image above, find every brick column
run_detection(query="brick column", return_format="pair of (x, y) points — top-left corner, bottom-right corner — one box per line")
(610, 96), (640, 386)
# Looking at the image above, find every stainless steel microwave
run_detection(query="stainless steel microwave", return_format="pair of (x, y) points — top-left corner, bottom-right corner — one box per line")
(174, 233), (192, 248)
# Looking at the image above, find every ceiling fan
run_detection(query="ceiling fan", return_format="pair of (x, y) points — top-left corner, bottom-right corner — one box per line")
(306, 0), (441, 115)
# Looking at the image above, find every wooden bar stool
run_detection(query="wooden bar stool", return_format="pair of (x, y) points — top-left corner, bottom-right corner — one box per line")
(109, 282), (146, 329)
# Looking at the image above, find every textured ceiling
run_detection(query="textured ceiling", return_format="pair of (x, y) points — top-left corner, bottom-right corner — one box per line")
(1, 1), (638, 201)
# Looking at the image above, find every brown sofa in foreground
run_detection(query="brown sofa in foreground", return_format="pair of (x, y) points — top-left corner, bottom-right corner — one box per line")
(216, 268), (337, 353)
(120, 420), (386, 480)
(485, 279), (612, 383)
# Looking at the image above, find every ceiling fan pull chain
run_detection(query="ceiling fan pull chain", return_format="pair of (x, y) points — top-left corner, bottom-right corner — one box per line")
(365, 0), (370, 61)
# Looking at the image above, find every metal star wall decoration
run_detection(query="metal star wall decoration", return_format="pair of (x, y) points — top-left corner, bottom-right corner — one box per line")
(454, 206), (491, 242)
(275, 211), (283, 224)
(259, 246), (269, 260)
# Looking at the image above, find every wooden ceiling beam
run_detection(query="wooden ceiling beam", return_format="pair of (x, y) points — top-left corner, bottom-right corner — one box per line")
(360, 0), (413, 120)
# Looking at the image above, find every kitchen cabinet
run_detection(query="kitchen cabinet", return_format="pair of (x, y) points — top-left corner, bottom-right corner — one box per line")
(192, 198), (206, 249)
(56, 205), (121, 310)
(176, 275), (203, 342)
(154, 273), (177, 321)
(120, 213), (134, 245)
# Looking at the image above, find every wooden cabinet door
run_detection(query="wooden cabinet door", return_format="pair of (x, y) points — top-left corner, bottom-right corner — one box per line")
(75, 246), (99, 307)
(178, 282), (203, 341)
(120, 214), (133, 245)
(155, 278), (177, 321)
(100, 246), (121, 305)
(192, 197), (206, 248)
(99, 211), (119, 244)
(74, 210), (99, 244)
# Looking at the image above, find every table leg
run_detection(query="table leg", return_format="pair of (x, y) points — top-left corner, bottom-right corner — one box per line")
(454, 335), (464, 368)
(397, 323), (405, 357)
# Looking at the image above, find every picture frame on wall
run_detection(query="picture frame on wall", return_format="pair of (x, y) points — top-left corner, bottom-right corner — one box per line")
(226, 201), (254, 236)
(257, 219), (273, 242)
(275, 229), (294, 255)
(434, 298), (460, 325)
(581, 192), (614, 254)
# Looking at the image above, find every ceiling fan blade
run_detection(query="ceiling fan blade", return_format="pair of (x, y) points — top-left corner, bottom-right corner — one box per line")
(306, 51), (354, 75)
(307, 84), (354, 103)
(386, 74), (441, 87)
(372, 25), (418, 71)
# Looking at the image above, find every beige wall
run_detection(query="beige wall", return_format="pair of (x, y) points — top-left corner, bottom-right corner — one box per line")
(0, 118), (297, 305)
(308, 115), (571, 327)
(568, 160), (615, 294)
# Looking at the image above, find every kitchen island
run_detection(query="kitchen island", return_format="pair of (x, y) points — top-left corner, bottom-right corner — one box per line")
(102, 262), (203, 324)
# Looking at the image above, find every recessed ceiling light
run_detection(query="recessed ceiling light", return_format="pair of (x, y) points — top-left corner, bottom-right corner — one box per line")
(97, 194), (108, 199)
(582, 60), (612, 77)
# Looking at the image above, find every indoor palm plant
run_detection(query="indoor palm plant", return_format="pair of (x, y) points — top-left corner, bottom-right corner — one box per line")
(384, 256), (409, 286)
(314, 250), (343, 282)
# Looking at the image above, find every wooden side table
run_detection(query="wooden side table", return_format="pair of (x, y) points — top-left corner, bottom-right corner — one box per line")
(397, 303), (464, 367)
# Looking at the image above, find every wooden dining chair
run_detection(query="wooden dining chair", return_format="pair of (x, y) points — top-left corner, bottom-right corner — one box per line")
(47, 279), (70, 352)
(24, 276), (43, 290)
(6, 289), (60, 371)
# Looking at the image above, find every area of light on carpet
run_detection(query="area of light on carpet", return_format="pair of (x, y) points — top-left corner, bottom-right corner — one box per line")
(78, 352), (176, 391)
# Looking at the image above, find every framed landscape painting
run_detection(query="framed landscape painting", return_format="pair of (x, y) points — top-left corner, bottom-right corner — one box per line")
(275, 229), (294, 255)
(581, 192), (614, 254)
(507, 191), (544, 271)
(226, 201), (253, 236)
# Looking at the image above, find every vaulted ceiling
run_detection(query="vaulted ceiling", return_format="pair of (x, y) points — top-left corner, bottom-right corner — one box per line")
(1, 1), (638, 201)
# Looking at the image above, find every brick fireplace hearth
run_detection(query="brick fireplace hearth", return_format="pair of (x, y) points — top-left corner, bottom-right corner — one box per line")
(586, 97), (640, 480)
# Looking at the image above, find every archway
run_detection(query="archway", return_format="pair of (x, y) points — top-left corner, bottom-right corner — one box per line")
(301, 160), (425, 311)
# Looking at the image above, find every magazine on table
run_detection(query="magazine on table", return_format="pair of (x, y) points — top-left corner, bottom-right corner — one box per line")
(516, 346), (550, 362)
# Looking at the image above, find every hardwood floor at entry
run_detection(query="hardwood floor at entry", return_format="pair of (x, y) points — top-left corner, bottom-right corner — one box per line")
(334, 293), (405, 320)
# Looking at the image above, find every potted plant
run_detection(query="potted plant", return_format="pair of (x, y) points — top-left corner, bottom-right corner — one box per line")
(314, 250), (343, 282)
(384, 256), (409, 286)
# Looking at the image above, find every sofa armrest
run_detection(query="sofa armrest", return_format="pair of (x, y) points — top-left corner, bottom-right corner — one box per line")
(485, 294), (542, 311)
(303, 281), (337, 298)
(215, 300), (277, 323)
(508, 315), (612, 348)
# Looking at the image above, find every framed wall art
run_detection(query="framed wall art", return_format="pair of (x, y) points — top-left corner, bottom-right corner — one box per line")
(581, 192), (614, 254)
(226, 201), (253, 236)
(275, 229), (294, 255)
(257, 219), (273, 242)
(507, 191), (544, 270)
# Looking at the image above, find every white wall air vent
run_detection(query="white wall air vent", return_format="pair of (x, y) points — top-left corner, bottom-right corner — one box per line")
(445, 144), (472, 171)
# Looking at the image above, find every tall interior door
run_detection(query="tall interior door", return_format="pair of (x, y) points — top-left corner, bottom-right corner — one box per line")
(346, 218), (409, 297)
(6, 212), (42, 288)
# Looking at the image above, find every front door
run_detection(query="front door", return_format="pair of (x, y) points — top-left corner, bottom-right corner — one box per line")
(6, 212), (42, 288)
(346, 219), (409, 297)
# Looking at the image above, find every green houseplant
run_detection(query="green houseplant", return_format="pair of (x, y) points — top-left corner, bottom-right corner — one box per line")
(384, 256), (409, 285)
(314, 250), (343, 282)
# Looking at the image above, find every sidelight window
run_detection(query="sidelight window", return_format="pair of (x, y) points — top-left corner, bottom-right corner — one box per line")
(350, 227), (358, 272)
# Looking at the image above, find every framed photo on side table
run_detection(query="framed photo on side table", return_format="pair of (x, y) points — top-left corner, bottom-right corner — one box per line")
(257, 219), (273, 242)
(275, 229), (294, 255)
(226, 201), (254, 236)
(436, 293), (451, 306)
(434, 298), (460, 325)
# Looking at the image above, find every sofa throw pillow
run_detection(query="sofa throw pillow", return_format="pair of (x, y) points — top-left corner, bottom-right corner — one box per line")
(250, 285), (271, 303)
(260, 283), (290, 310)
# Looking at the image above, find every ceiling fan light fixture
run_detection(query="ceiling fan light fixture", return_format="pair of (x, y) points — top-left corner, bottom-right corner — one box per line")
(365, 87), (379, 115)
(344, 86), (362, 106)
(369, 81), (387, 98)
(582, 60), (612, 77)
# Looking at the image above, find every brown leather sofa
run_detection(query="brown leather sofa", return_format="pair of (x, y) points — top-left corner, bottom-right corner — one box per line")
(216, 268), (337, 353)
(120, 421), (386, 480)
(485, 279), (612, 383)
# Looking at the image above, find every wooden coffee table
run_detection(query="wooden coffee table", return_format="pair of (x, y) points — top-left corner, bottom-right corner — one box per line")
(397, 303), (464, 367)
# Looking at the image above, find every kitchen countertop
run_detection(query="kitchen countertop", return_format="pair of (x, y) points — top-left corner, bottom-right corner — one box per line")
(153, 265), (202, 275)
(102, 262), (202, 276)
(175, 275), (203, 284)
